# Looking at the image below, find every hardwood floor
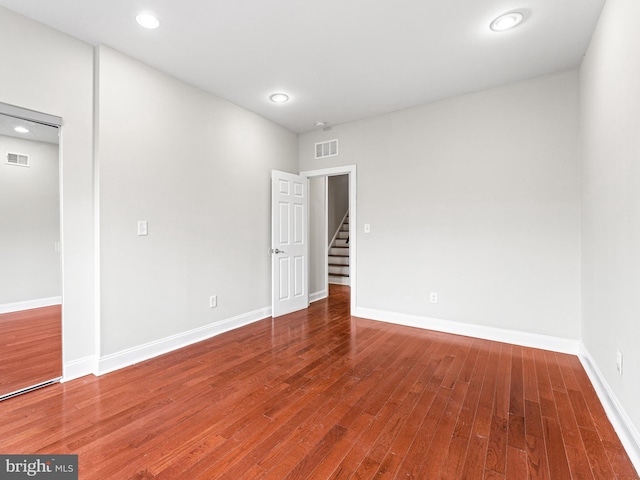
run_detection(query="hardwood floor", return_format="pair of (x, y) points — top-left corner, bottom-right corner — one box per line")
(0, 286), (636, 479)
(0, 305), (62, 398)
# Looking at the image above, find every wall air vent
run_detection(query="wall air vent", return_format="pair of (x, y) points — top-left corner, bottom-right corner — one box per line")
(6, 152), (29, 167)
(315, 139), (338, 159)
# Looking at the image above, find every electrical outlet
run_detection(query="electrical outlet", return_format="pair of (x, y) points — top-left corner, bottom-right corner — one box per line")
(364, 224), (371, 234)
(430, 292), (438, 304)
(209, 295), (217, 308)
(616, 350), (623, 375)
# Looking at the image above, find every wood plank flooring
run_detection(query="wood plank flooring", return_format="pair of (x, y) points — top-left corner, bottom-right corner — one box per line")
(0, 305), (62, 398)
(0, 286), (637, 479)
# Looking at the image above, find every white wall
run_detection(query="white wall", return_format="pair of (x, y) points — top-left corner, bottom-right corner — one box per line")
(299, 70), (582, 340)
(0, 7), (298, 375)
(0, 7), (95, 367)
(96, 46), (298, 356)
(0, 135), (60, 305)
(580, 0), (640, 443)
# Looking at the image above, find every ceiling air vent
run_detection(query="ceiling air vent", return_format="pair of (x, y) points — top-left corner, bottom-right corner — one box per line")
(6, 152), (29, 167)
(315, 139), (338, 159)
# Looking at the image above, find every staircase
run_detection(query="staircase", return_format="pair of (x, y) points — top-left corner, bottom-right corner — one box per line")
(328, 213), (350, 285)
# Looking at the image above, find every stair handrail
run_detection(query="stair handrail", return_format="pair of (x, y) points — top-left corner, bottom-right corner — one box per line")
(329, 210), (349, 248)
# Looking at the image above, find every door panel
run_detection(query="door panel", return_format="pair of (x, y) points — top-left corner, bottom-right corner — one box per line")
(272, 170), (309, 317)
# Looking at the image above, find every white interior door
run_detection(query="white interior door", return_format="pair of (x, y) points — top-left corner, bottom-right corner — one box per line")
(271, 170), (309, 317)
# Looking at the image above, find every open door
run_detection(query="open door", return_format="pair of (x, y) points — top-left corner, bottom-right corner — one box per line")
(271, 170), (309, 317)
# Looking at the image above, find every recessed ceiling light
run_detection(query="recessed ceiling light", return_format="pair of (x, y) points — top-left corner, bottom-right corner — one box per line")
(269, 93), (290, 103)
(315, 121), (327, 128)
(136, 13), (160, 29)
(14, 126), (29, 133)
(490, 12), (524, 31)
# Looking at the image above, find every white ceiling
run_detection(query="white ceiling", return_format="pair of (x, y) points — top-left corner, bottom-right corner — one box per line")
(0, 0), (605, 133)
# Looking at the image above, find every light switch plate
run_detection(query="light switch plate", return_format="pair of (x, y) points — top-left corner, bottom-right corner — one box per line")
(137, 221), (148, 236)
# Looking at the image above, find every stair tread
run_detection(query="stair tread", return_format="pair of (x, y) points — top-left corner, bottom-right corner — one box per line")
(329, 213), (350, 279)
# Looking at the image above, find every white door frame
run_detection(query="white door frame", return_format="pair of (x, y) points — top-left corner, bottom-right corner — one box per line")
(300, 165), (357, 314)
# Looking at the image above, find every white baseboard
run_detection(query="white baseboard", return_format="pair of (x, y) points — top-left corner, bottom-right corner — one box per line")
(353, 307), (580, 355)
(62, 355), (96, 382)
(579, 345), (640, 474)
(97, 306), (272, 376)
(0, 296), (62, 314)
(310, 290), (328, 303)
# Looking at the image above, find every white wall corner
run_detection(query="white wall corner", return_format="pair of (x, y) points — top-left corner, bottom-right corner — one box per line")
(310, 290), (328, 303)
(96, 307), (272, 376)
(579, 344), (640, 474)
(62, 355), (96, 382)
(353, 307), (581, 355)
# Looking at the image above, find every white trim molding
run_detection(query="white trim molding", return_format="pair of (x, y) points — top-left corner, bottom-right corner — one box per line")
(310, 290), (328, 303)
(62, 356), (95, 382)
(0, 296), (62, 314)
(579, 344), (640, 473)
(353, 307), (581, 355)
(96, 307), (271, 375)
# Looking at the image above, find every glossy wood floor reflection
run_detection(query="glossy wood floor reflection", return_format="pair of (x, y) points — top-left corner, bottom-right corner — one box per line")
(0, 305), (62, 398)
(1, 286), (637, 479)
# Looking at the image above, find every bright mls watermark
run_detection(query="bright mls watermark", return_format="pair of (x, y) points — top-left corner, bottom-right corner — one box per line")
(0, 455), (77, 479)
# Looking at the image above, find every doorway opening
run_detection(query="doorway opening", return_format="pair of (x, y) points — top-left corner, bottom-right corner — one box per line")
(326, 175), (350, 287)
(301, 165), (356, 313)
